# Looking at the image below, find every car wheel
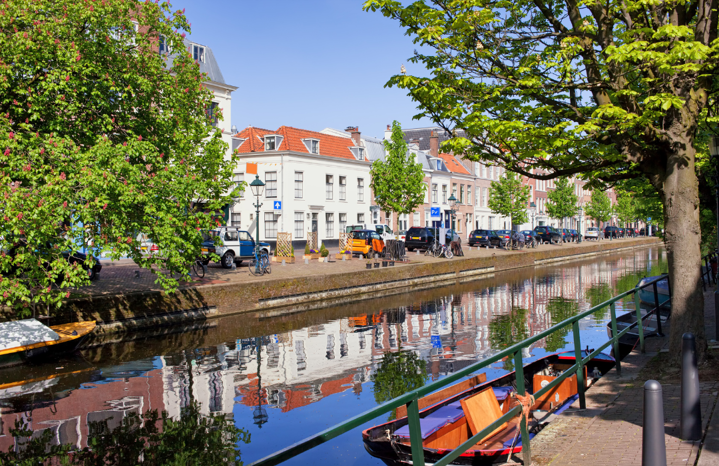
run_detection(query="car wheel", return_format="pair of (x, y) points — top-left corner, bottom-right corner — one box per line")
(87, 268), (97, 281)
(365, 247), (374, 259)
(221, 252), (235, 269)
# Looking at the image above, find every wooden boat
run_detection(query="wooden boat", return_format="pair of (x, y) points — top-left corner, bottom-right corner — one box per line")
(637, 276), (670, 307)
(606, 307), (670, 349)
(362, 350), (615, 465)
(0, 319), (96, 368)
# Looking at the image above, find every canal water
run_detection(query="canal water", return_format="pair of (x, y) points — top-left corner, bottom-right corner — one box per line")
(0, 246), (667, 464)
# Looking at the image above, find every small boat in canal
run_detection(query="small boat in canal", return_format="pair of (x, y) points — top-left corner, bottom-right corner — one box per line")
(0, 318), (96, 368)
(637, 275), (670, 307)
(362, 350), (615, 465)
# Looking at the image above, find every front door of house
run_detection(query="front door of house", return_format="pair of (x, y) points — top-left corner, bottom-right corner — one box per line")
(312, 213), (318, 233)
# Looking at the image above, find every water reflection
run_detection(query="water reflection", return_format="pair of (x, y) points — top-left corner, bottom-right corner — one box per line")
(0, 247), (667, 464)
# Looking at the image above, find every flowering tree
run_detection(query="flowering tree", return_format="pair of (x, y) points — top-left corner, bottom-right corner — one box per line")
(0, 0), (239, 316)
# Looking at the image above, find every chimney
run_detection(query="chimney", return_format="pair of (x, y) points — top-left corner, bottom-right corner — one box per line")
(430, 130), (439, 157)
(384, 124), (392, 141)
(347, 126), (361, 146)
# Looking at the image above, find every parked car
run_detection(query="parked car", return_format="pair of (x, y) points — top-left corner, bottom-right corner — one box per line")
(445, 229), (461, 244)
(350, 230), (385, 258)
(346, 224), (394, 241)
(495, 230), (512, 248)
(569, 229), (579, 242)
(534, 226), (562, 244)
(560, 228), (572, 242)
(585, 227), (600, 240)
(468, 229), (500, 248)
(520, 230), (540, 248)
(397, 230), (407, 242)
(202, 228), (272, 268)
(3, 238), (102, 281)
(405, 227), (437, 251)
(604, 226), (620, 238)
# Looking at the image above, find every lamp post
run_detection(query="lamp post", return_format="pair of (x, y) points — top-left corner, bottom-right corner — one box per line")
(529, 202), (536, 229)
(253, 336), (269, 428)
(577, 206), (583, 243)
(250, 175), (265, 273)
(448, 193), (457, 231)
(709, 135), (719, 340)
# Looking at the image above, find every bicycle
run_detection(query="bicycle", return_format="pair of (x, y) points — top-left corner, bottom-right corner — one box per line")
(248, 249), (271, 276)
(425, 241), (441, 257)
(439, 244), (454, 259)
(191, 258), (207, 278)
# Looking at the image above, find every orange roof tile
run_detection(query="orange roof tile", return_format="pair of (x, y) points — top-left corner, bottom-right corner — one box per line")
(438, 153), (471, 175)
(233, 125), (367, 162)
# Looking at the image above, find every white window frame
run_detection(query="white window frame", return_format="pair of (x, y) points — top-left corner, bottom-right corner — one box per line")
(302, 138), (320, 154)
(264, 212), (278, 239)
(294, 171), (303, 199)
(357, 178), (364, 202)
(339, 176), (347, 201)
(193, 44), (205, 63)
(326, 175), (334, 200)
(265, 171), (278, 198)
(326, 213), (335, 238)
(233, 173), (244, 199)
(294, 212), (304, 239)
(231, 213), (241, 227)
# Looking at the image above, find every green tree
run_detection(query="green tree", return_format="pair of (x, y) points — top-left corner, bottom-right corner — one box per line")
(546, 178), (579, 229)
(363, 0), (715, 358)
(370, 121), (426, 234)
(372, 349), (428, 420)
(0, 0), (239, 316)
(585, 190), (613, 229)
(614, 193), (636, 228)
(488, 307), (529, 371)
(545, 297), (580, 352)
(487, 171), (530, 228)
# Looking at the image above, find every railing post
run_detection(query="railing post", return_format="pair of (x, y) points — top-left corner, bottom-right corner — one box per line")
(634, 290), (645, 353)
(406, 397), (426, 466)
(610, 303), (622, 376)
(652, 282), (664, 336)
(513, 350), (532, 466)
(572, 321), (587, 409)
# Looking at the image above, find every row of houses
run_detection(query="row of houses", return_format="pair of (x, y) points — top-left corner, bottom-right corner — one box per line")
(194, 38), (619, 246)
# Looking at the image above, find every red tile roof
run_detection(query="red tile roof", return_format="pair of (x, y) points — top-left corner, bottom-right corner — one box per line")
(233, 126), (367, 162)
(438, 153), (471, 175)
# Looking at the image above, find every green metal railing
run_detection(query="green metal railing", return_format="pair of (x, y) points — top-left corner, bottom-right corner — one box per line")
(250, 274), (671, 466)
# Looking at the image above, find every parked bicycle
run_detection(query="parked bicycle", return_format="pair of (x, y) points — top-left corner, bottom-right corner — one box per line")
(191, 258), (207, 278)
(248, 248), (271, 276)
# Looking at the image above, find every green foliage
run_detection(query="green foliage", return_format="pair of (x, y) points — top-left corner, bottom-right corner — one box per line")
(585, 190), (613, 226)
(585, 283), (614, 321)
(0, 402), (250, 465)
(614, 194), (636, 227)
(546, 178), (578, 226)
(700, 207), (716, 255)
(370, 121), (426, 225)
(320, 242), (329, 257)
(545, 297), (580, 352)
(304, 242), (310, 255)
(487, 171), (530, 227)
(0, 0), (238, 315)
(371, 348), (428, 420)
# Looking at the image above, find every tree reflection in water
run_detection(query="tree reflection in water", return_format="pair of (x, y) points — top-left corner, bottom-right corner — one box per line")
(545, 297), (580, 352)
(488, 307), (529, 371)
(371, 346), (428, 420)
(585, 282), (614, 321)
(0, 401), (250, 465)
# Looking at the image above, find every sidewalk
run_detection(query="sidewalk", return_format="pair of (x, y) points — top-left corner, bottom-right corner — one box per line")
(529, 289), (719, 466)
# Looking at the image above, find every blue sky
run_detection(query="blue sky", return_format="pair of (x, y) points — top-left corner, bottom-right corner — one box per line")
(171, 0), (434, 139)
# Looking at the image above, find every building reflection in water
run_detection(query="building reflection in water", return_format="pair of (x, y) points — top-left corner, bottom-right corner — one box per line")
(0, 248), (667, 454)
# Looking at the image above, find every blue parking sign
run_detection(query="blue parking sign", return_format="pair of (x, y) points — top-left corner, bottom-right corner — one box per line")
(273, 201), (282, 210)
(430, 207), (440, 219)
(431, 335), (442, 348)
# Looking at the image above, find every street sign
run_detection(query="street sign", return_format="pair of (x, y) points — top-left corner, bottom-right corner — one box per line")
(430, 207), (440, 219)
(273, 201), (282, 210)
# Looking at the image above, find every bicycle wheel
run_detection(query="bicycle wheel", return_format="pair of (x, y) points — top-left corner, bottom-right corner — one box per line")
(193, 261), (205, 278)
(248, 258), (263, 276)
(260, 253), (271, 274)
(444, 247), (453, 259)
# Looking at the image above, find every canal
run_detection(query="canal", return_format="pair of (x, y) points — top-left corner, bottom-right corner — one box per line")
(0, 246), (666, 464)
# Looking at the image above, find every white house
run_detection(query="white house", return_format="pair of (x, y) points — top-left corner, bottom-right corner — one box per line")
(230, 125), (372, 247)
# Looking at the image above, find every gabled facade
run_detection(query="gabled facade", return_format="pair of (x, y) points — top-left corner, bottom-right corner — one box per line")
(231, 126), (371, 246)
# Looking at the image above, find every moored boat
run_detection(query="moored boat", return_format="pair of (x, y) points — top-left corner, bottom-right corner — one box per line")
(637, 275), (670, 307)
(0, 319), (96, 368)
(362, 350), (615, 465)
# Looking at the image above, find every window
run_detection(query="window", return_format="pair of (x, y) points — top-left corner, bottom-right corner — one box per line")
(158, 35), (171, 54)
(357, 178), (364, 202)
(207, 102), (219, 127)
(442, 185), (447, 203)
(357, 213), (365, 223)
(326, 213), (334, 237)
(326, 175), (334, 200)
(265, 136), (276, 151)
(460, 185), (464, 204)
(452, 183), (457, 200)
(432, 184), (438, 203)
(339, 176), (346, 201)
(231, 213), (241, 227)
(193, 45), (205, 63)
(350, 147), (365, 160)
(294, 212), (304, 239)
(413, 211), (420, 226)
(475, 187), (480, 206)
(265, 172), (277, 198)
(339, 213), (347, 232)
(467, 186), (472, 205)
(264, 212), (278, 238)
(233, 173), (244, 198)
(424, 183), (429, 203)
(294, 172), (303, 198)
(483, 187), (488, 207)
(302, 138), (320, 154)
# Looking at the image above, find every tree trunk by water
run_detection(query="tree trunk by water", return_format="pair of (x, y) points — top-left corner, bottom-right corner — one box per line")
(660, 144), (706, 361)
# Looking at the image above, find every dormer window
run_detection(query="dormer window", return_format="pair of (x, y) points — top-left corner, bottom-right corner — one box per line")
(263, 135), (284, 151)
(302, 138), (320, 154)
(231, 137), (247, 152)
(436, 160), (441, 170)
(349, 147), (365, 160)
(192, 45), (205, 63)
(158, 35), (170, 54)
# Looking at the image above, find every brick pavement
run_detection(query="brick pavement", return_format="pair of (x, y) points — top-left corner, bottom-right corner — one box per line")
(530, 289), (719, 466)
(81, 237), (646, 297)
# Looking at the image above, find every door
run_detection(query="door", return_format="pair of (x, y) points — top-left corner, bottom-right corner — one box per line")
(238, 231), (253, 257)
(312, 213), (318, 233)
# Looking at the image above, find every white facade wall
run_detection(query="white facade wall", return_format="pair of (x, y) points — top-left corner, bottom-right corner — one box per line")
(205, 81), (236, 160)
(229, 152), (371, 243)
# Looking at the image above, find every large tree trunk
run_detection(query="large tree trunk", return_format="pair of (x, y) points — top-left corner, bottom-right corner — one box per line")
(662, 145), (706, 361)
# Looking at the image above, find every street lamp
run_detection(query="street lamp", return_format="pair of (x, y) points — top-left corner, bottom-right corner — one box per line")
(709, 135), (719, 340)
(250, 175), (265, 272)
(577, 206), (583, 243)
(448, 193), (457, 231)
(252, 336), (269, 428)
(529, 202), (536, 229)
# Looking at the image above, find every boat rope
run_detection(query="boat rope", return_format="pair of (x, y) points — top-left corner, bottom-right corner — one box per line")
(514, 392), (535, 422)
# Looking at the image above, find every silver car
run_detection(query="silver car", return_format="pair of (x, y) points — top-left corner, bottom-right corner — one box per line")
(585, 227), (600, 240)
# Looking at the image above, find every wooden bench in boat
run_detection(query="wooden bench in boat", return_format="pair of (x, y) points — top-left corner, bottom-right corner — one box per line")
(531, 366), (587, 411)
(395, 373), (487, 419)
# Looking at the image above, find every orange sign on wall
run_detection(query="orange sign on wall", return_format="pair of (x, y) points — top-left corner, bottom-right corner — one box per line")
(246, 162), (258, 175)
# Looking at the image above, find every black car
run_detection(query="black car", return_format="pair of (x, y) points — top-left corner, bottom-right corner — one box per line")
(604, 226), (620, 238)
(560, 228), (572, 242)
(534, 226), (562, 244)
(468, 229), (500, 248)
(495, 230), (512, 248)
(569, 229), (579, 242)
(520, 230), (540, 248)
(62, 250), (102, 281)
(405, 227), (437, 251)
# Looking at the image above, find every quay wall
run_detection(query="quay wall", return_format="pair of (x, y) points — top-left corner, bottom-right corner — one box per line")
(59, 237), (661, 333)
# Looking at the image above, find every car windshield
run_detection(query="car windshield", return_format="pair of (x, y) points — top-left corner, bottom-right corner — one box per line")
(353, 231), (370, 240)
(475, 230), (490, 235)
(497, 230), (510, 235)
(346, 225), (364, 233)
(201, 230), (219, 242)
(521, 231), (532, 235)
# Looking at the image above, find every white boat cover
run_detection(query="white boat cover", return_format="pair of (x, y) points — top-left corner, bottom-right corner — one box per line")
(0, 318), (60, 352)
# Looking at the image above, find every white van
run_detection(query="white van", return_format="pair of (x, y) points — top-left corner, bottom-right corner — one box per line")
(346, 224), (394, 241)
